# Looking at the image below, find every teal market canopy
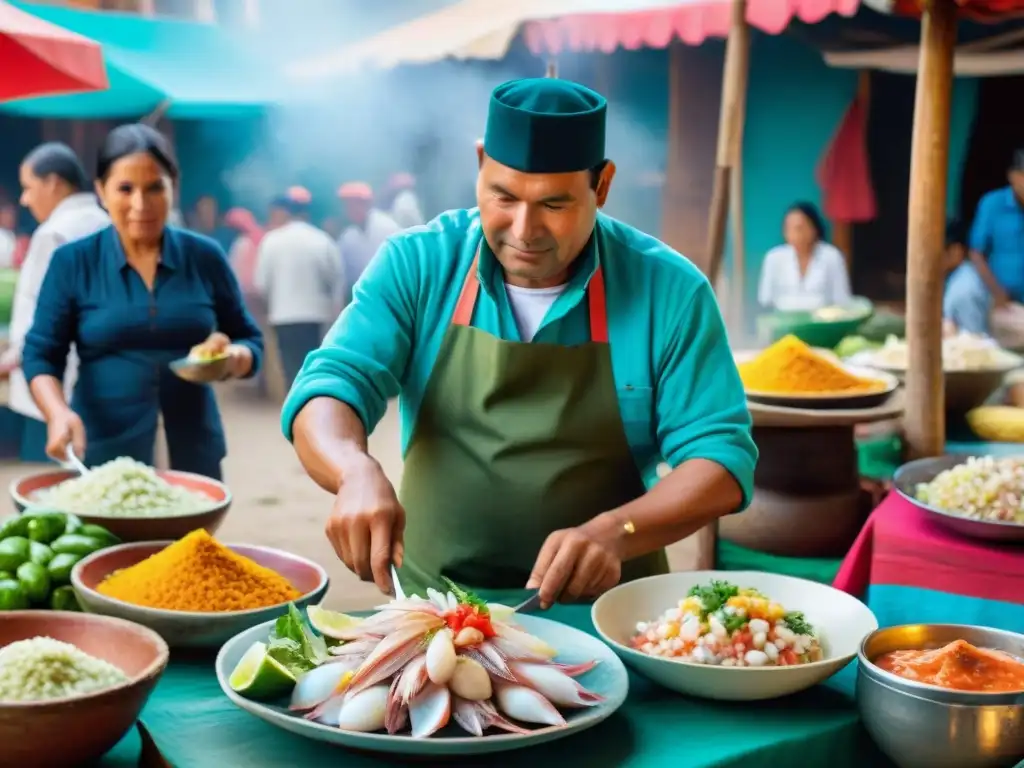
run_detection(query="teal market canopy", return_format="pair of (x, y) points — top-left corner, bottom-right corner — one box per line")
(0, 1), (289, 119)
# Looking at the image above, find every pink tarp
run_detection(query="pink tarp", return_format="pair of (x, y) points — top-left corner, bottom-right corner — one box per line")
(522, 0), (861, 53)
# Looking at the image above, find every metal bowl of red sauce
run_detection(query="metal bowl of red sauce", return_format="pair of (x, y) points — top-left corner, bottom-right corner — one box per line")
(857, 624), (1024, 768)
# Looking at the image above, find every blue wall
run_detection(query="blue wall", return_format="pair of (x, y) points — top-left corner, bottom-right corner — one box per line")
(734, 32), (978, 308)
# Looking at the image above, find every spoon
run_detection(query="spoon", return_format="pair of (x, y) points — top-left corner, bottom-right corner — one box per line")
(64, 445), (90, 476)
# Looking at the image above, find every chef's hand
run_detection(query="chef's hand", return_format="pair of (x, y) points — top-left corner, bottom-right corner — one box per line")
(325, 456), (406, 595)
(45, 407), (86, 462)
(190, 332), (252, 379)
(526, 526), (622, 609)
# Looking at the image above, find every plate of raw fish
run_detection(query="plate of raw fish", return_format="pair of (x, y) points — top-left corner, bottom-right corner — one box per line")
(215, 582), (629, 756)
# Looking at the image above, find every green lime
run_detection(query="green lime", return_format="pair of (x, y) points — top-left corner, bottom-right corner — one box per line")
(228, 641), (297, 700)
(0, 578), (29, 610)
(50, 534), (105, 557)
(49, 585), (81, 612)
(306, 605), (361, 639)
(29, 542), (54, 567)
(16, 562), (50, 603)
(47, 552), (82, 586)
(0, 537), (31, 572)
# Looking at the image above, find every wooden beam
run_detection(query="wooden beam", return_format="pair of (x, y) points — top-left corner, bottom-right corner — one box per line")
(904, 0), (957, 460)
(692, 0), (750, 572)
(705, 0), (750, 289)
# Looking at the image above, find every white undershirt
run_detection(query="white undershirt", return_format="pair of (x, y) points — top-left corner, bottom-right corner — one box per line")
(505, 283), (568, 342)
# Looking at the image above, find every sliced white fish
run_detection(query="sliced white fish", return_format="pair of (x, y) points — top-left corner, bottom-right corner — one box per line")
(409, 682), (451, 738)
(509, 663), (604, 708)
(425, 628), (457, 685)
(336, 684), (389, 732)
(289, 660), (358, 711)
(449, 656), (492, 701)
(452, 696), (484, 737)
(396, 653), (429, 704)
(461, 647), (517, 683)
(494, 682), (566, 727)
(345, 622), (432, 698)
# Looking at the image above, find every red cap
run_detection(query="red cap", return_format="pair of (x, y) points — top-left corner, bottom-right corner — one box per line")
(337, 182), (373, 201)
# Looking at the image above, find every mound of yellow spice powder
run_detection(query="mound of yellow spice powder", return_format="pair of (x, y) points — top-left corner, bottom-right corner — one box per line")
(97, 529), (301, 612)
(739, 335), (886, 395)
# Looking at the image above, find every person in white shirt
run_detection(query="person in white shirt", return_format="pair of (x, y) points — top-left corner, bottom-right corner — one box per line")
(337, 182), (401, 304)
(385, 172), (425, 230)
(758, 202), (852, 312)
(0, 203), (17, 269)
(0, 143), (109, 462)
(254, 187), (341, 388)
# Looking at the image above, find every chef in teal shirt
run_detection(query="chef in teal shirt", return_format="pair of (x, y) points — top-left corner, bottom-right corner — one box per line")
(283, 78), (757, 605)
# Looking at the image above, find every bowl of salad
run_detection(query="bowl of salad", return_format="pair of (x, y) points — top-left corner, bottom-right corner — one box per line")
(591, 571), (878, 701)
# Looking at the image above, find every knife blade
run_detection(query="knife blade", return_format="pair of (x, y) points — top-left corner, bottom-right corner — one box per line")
(391, 565), (406, 600)
(513, 591), (543, 614)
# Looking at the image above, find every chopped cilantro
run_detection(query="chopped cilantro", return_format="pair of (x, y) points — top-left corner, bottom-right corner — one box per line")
(783, 611), (814, 636)
(686, 580), (739, 618)
(723, 612), (747, 633)
(440, 576), (490, 614)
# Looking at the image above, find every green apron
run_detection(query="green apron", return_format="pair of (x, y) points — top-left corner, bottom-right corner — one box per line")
(398, 246), (669, 596)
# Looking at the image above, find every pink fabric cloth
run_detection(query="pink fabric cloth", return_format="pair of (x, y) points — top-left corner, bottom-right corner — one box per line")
(523, 0), (861, 52)
(833, 492), (1024, 604)
(816, 96), (877, 223)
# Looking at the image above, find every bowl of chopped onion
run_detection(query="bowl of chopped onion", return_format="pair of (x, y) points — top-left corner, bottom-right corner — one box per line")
(0, 610), (168, 766)
(848, 333), (1023, 412)
(591, 571), (878, 701)
(894, 454), (1024, 542)
(10, 458), (232, 542)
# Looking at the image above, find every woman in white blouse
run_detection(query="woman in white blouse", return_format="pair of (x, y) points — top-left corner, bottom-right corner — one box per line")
(758, 202), (851, 312)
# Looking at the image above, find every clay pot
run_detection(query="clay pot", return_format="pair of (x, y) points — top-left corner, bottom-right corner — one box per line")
(0, 611), (168, 767)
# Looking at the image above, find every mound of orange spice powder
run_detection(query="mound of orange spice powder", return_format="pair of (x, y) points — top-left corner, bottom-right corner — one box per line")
(97, 529), (301, 612)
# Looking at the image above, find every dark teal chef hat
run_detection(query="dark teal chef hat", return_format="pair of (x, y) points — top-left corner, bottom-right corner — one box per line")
(484, 78), (607, 174)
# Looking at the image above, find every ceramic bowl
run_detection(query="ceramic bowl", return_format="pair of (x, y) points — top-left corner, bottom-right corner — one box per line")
(0, 611), (168, 767)
(858, 624), (1024, 768)
(71, 541), (329, 648)
(591, 570), (878, 701)
(10, 468), (232, 542)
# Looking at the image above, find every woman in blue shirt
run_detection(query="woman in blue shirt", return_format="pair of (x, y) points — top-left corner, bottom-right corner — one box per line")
(22, 124), (263, 480)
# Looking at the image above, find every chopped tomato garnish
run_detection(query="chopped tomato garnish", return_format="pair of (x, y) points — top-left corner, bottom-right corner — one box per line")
(444, 604), (495, 638)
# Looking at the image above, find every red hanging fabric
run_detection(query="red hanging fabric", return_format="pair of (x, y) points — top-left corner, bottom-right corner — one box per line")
(816, 95), (877, 223)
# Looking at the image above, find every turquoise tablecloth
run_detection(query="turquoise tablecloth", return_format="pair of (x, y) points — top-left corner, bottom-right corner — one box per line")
(100, 590), (893, 768)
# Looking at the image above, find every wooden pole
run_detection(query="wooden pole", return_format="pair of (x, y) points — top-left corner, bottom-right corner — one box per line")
(904, 0), (957, 460)
(690, 0), (750, 571)
(727, 46), (749, 337)
(704, 0), (750, 288)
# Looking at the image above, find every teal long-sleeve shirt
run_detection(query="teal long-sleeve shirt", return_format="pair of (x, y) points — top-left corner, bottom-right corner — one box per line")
(281, 208), (757, 504)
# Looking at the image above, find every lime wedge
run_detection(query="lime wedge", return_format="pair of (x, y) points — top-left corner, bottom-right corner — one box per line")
(488, 603), (516, 622)
(229, 641), (296, 699)
(307, 605), (362, 639)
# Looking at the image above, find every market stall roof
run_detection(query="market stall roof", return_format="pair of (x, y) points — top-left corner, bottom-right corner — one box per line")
(0, 1), (288, 119)
(863, 0), (1024, 20)
(287, 0), (858, 80)
(0, 0), (107, 101)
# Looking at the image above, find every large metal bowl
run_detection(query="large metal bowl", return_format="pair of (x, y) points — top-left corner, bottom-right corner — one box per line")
(857, 624), (1024, 768)
(71, 541), (329, 649)
(9, 468), (232, 542)
(893, 454), (1024, 543)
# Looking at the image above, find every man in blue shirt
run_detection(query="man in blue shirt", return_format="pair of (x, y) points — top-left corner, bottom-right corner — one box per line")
(282, 78), (757, 606)
(954, 151), (1024, 332)
(943, 220), (988, 335)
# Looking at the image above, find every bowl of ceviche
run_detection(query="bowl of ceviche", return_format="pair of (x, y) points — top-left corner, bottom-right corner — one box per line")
(591, 571), (878, 701)
(857, 624), (1024, 768)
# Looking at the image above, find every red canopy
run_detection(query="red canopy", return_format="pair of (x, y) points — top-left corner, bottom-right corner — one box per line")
(0, 1), (107, 102)
(522, 0), (860, 53)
